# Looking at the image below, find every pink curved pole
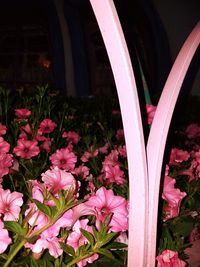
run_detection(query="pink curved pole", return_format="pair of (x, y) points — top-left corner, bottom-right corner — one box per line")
(147, 22), (200, 266)
(89, 1), (148, 266)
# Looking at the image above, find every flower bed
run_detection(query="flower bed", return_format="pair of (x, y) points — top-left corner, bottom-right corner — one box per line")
(0, 86), (199, 266)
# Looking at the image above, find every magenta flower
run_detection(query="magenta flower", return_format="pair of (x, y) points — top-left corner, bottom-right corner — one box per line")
(0, 137), (10, 154)
(102, 149), (120, 169)
(162, 176), (186, 221)
(118, 145), (127, 157)
(0, 189), (23, 221)
(98, 143), (109, 154)
(85, 187), (128, 232)
(15, 108), (31, 119)
(0, 123), (7, 136)
(104, 164), (125, 185)
(73, 165), (90, 179)
(80, 146), (99, 163)
(62, 131), (80, 144)
(13, 139), (40, 159)
(39, 119), (57, 134)
(0, 220), (12, 254)
(116, 129), (124, 141)
(50, 148), (77, 171)
(156, 250), (186, 267)
(169, 148), (190, 165)
(185, 123), (200, 139)
(41, 166), (77, 194)
(67, 219), (99, 267)
(146, 104), (156, 125)
(0, 153), (13, 177)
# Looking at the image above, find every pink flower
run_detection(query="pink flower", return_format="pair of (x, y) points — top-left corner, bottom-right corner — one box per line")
(72, 203), (95, 223)
(41, 166), (77, 194)
(189, 227), (200, 242)
(85, 187), (128, 232)
(162, 176), (186, 221)
(156, 250), (186, 267)
(0, 220), (12, 254)
(15, 108), (31, 119)
(169, 148), (190, 165)
(62, 131), (80, 144)
(80, 146), (99, 163)
(0, 189), (23, 221)
(118, 145), (127, 157)
(0, 123), (7, 136)
(39, 119), (57, 134)
(50, 148), (77, 171)
(40, 137), (52, 153)
(104, 164), (125, 185)
(102, 149), (120, 170)
(185, 123), (200, 139)
(0, 153), (13, 177)
(146, 104), (156, 125)
(98, 143), (109, 154)
(73, 165), (90, 179)
(67, 219), (99, 267)
(19, 124), (32, 140)
(178, 159), (198, 182)
(0, 137), (10, 154)
(116, 129), (124, 141)
(13, 139), (40, 159)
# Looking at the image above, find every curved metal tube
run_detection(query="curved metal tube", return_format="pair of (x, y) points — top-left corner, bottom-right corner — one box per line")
(147, 22), (200, 267)
(89, 0), (148, 266)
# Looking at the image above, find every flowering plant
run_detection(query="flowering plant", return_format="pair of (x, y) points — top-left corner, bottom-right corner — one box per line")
(0, 85), (199, 266)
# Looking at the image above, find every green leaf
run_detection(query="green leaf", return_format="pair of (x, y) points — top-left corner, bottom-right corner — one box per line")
(32, 199), (52, 218)
(4, 221), (25, 235)
(96, 248), (115, 260)
(80, 228), (95, 246)
(106, 242), (128, 249)
(60, 242), (75, 257)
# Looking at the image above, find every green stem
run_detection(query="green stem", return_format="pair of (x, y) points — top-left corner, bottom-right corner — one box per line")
(3, 239), (26, 267)
(65, 252), (94, 267)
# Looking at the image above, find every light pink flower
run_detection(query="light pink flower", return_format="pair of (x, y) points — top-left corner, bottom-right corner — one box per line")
(0, 189), (23, 221)
(41, 166), (77, 194)
(62, 131), (80, 144)
(162, 176), (186, 221)
(67, 219), (99, 267)
(85, 187), (128, 232)
(26, 235), (63, 258)
(156, 250), (186, 267)
(15, 108), (31, 119)
(0, 137), (10, 154)
(146, 104), (156, 125)
(13, 139), (40, 159)
(0, 123), (7, 136)
(104, 164), (125, 185)
(169, 148), (190, 165)
(0, 220), (12, 254)
(0, 153), (13, 177)
(50, 148), (77, 171)
(39, 119), (57, 134)
(185, 123), (200, 139)
(116, 129), (124, 141)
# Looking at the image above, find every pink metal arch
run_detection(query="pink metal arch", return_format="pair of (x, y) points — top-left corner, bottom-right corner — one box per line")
(89, 1), (148, 266)
(89, 0), (200, 266)
(147, 22), (200, 266)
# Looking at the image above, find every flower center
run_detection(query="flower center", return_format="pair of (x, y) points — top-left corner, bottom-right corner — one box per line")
(24, 147), (29, 153)
(60, 159), (66, 165)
